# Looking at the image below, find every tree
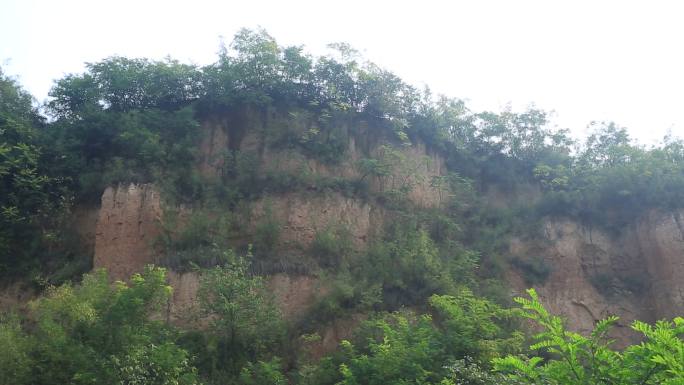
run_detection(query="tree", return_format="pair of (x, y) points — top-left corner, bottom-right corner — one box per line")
(0, 314), (32, 384)
(429, 290), (522, 362)
(0, 67), (67, 275)
(304, 291), (520, 385)
(21, 266), (200, 385)
(196, 249), (285, 382)
(494, 288), (684, 385)
(49, 57), (202, 116)
(335, 311), (447, 385)
(46, 58), (202, 200)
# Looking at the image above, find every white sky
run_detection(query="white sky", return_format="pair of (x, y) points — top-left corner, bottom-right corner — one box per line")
(2, 0), (683, 144)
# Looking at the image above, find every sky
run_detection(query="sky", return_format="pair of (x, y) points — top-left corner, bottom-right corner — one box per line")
(2, 0), (683, 145)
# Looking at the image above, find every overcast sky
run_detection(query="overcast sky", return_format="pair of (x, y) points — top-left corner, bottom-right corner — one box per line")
(2, 0), (683, 144)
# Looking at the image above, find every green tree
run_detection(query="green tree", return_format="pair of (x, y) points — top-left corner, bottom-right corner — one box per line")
(238, 358), (288, 385)
(429, 290), (522, 362)
(494, 288), (684, 385)
(336, 311), (447, 385)
(49, 57), (202, 116)
(305, 291), (519, 385)
(195, 250), (285, 382)
(0, 67), (67, 275)
(22, 266), (200, 385)
(0, 314), (32, 384)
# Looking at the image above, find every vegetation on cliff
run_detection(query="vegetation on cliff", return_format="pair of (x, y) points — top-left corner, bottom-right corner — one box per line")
(2, 29), (684, 384)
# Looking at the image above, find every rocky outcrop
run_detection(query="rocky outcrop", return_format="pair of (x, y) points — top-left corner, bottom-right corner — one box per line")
(250, 192), (380, 251)
(165, 271), (202, 326)
(89, 123), (684, 347)
(636, 210), (684, 319)
(90, 185), (371, 323)
(259, 140), (447, 209)
(94, 184), (162, 281)
(200, 107), (448, 209)
(508, 210), (684, 344)
(83, 109), (681, 347)
(268, 273), (324, 321)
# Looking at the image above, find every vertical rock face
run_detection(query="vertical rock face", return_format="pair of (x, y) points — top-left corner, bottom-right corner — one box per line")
(268, 273), (323, 321)
(509, 220), (650, 345)
(251, 192), (379, 251)
(165, 271), (202, 326)
(198, 117), (230, 178)
(88, 110), (684, 344)
(637, 210), (684, 319)
(85, 110), (460, 336)
(387, 141), (447, 209)
(509, 210), (684, 344)
(94, 184), (162, 281)
(201, 108), (449, 210)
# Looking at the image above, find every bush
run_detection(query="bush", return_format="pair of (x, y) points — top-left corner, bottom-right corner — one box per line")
(196, 250), (286, 382)
(300, 271), (381, 329)
(303, 291), (520, 385)
(0, 266), (201, 385)
(510, 256), (551, 286)
(310, 226), (353, 269)
(253, 205), (281, 257)
(495, 288), (684, 385)
(157, 209), (235, 270)
(239, 358), (288, 385)
(0, 315), (32, 384)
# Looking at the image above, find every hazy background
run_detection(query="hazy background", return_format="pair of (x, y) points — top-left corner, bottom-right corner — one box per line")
(2, 0), (683, 144)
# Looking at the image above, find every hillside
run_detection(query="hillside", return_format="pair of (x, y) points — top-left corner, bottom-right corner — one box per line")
(2, 29), (684, 384)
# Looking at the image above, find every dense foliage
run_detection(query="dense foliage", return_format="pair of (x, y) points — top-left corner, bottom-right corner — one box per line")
(495, 289), (684, 385)
(0, 266), (199, 385)
(0, 69), (69, 276)
(193, 250), (285, 383)
(4, 266), (682, 384)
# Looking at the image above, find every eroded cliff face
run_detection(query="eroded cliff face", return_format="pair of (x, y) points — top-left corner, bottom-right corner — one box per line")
(92, 109), (448, 328)
(88, 109), (684, 348)
(250, 192), (380, 251)
(508, 210), (684, 344)
(91, 184), (357, 322)
(199, 107), (448, 209)
(164, 269), (359, 360)
(634, 210), (684, 319)
(94, 184), (162, 281)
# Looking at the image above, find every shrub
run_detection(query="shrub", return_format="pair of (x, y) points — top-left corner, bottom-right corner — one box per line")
(310, 225), (353, 269)
(2, 266), (201, 385)
(157, 209), (235, 270)
(510, 256), (551, 286)
(494, 288), (684, 385)
(253, 206), (281, 257)
(196, 250), (286, 382)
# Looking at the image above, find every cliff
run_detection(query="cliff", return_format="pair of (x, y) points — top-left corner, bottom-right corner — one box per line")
(85, 109), (445, 351)
(508, 211), (684, 344)
(55, 108), (684, 347)
(93, 184), (162, 281)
